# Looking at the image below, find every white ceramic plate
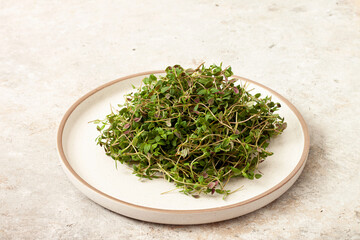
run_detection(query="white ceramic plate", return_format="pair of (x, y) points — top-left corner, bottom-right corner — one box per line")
(57, 71), (309, 225)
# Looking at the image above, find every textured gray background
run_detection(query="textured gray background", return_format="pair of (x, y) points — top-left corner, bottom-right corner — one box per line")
(1, 0), (360, 239)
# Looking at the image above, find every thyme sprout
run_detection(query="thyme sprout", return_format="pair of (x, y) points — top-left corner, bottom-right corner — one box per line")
(93, 64), (286, 198)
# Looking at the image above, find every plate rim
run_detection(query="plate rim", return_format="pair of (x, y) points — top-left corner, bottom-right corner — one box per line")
(57, 70), (310, 214)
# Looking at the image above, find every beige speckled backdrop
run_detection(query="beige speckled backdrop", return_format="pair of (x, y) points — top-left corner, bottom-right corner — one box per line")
(1, 0), (359, 239)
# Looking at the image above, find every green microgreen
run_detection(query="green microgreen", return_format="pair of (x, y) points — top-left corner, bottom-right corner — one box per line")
(93, 63), (286, 198)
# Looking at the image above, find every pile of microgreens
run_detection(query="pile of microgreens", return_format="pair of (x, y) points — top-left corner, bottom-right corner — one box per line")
(93, 64), (286, 198)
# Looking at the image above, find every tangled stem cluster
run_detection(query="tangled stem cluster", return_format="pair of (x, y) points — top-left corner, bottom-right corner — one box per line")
(94, 64), (286, 198)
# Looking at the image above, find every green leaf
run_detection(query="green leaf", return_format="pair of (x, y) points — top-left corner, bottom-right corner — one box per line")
(210, 88), (219, 93)
(161, 86), (171, 93)
(180, 148), (189, 158)
(197, 89), (207, 95)
(246, 101), (255, 108)
(198, 176), (204, 183)
(143, 77), (150, 84)
(231, 167), (242, 176)
(222, 138), (230, 147)
(268, 102), (275, 108)
(144, 144), (151, 154)
(149, 74), (157, 81)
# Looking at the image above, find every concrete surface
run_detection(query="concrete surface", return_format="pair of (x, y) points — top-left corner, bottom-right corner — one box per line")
(1, 0), (360, 239)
